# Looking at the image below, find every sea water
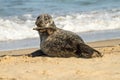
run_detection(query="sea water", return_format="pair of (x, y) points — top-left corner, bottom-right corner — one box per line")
(0, 0), (120, 50)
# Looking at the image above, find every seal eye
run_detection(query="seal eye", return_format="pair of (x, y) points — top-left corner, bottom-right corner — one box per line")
(37, 16), (40, 20)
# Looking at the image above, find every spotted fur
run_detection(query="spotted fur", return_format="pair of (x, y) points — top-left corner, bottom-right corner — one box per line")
(32, 14), (103, 58)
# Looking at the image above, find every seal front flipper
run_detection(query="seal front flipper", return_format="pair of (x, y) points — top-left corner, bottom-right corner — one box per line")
(77, 43), (103, 58)
(28, 49), (47, 57)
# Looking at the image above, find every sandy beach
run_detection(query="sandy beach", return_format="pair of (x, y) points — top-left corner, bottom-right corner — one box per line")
(0, 39), (120, 80)
(0, 0), (120, 80)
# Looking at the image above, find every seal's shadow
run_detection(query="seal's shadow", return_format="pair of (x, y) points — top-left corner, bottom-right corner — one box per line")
(0, 49), (47, 57)
(29, 49), (47, 57)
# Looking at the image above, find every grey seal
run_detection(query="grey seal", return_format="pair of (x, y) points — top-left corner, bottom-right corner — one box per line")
(31, 14), (102, 58)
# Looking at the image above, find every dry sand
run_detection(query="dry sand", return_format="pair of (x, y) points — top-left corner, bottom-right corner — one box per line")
(0, 39), (120, 80)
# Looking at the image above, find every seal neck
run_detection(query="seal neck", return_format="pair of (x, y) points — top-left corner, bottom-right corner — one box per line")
(38, 32), (49, 43)
(38, 27), (57, 43)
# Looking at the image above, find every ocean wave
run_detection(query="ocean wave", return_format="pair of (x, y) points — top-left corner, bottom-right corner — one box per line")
(0, 14), (38, 41)
(54, 9), (120, 32)
(0, 9), (120, 41)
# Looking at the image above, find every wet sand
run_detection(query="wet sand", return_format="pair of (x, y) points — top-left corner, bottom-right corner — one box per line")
(0, 39), (120, 80)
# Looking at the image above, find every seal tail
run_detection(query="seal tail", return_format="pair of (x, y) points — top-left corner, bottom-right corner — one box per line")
(77, 43), (103, 58)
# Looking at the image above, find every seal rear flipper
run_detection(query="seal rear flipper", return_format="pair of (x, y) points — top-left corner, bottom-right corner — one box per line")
(77, 43), (103, 58)
(28, 49), (47, 57)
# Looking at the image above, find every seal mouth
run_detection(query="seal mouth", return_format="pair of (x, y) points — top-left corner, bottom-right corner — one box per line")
(33, 27), (56, 31)
(33, 27), (44, 30)
(33, 27), (47, 33)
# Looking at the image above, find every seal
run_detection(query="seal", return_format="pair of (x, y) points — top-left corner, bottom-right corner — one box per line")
(32, 14), (102, 58)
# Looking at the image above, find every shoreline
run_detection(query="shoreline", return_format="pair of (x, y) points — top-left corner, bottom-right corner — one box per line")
(0, 29), (120, 51)
(87, 39), (120, 48)
(0, 38), (120, 56)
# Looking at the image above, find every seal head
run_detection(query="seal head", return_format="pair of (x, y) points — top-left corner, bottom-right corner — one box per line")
(33, 14), (56, 31)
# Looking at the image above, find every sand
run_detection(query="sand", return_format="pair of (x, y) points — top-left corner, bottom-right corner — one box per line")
(0, 39), (120, 80)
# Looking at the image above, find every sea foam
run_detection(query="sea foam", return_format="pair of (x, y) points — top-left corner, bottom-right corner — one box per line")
(0, 14), (38, 41)
(55, 9), (120, 32)
(0, 9), (120, 41)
